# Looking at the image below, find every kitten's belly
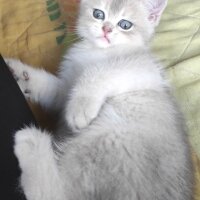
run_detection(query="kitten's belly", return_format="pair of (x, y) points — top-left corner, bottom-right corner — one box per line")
(60, 90), (192, 199)
(95, 90), (177, 133)
(86, 89), (188, 166)
(88, 89), (190, 174)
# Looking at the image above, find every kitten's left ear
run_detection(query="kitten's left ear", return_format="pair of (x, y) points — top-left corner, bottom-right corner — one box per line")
(142, 0), (168, 26)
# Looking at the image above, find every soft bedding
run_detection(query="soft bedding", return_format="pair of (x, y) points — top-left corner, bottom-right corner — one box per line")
(153, 0), (200, 155)
(0, 0), (199, 198)
(152, 0), (200, 197)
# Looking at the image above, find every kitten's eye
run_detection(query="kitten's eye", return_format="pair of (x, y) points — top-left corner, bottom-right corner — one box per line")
(118, 19), (133, 30)
(93, 9), (105, 20)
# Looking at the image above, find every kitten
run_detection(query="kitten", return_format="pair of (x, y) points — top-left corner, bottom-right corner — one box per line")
(6, 0), (194, 199)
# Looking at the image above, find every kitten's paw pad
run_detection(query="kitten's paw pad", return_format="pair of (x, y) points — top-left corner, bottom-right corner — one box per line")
(5, 58), (32, 99)
(22, 71), (30, 81)
(14, 128), (51, 168)
(66, 97), (102, 131)
(12, 69), (31, 98)
(5, 58), (28, 80)
(17, 71), (32, 99)
(9, 69), (29, 82)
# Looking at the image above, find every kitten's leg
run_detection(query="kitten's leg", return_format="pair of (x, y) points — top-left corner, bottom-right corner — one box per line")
(14, 127), (65, 200)
(66, 89), (105, 132)
(66, 70), (113, 131)
(5, 58), (64, 111)
(66, 67), (141, 131)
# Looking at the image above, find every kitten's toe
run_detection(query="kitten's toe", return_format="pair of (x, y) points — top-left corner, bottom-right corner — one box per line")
(4, 58), (33, 99)
(22, 71), (29, 81)
(5, 58), (29, 83)
(23, 88), (32, 100)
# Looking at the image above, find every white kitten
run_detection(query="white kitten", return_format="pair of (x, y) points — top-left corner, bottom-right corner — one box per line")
(6, 0), (194, 200)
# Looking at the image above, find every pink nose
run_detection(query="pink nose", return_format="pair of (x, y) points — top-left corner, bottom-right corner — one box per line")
(102, 25), (112, 34)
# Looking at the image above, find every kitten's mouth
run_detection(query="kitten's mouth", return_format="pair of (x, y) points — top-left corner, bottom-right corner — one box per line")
(103, 36), (110, 43)
(97, 36), (110, 44)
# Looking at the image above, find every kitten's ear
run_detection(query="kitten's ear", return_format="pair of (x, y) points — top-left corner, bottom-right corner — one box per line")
(142, 0), (168, 26)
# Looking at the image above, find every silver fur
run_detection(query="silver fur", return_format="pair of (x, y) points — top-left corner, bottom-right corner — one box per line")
(6, 0), (194, 199)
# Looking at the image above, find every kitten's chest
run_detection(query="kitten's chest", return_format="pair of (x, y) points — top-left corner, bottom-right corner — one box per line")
(69, 49), (108, 65)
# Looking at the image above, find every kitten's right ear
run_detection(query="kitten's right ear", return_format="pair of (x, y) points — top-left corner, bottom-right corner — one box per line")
(142, 0), (168, 26)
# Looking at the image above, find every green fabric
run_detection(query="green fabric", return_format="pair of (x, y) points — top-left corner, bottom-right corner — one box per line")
(152, 0), (200, 157)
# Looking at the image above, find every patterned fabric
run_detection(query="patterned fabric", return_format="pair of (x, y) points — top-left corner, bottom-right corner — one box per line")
(0, 0), (67, 72)
(0, 0), (67, 127)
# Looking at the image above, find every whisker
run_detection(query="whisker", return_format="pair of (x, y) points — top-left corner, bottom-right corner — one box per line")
(63, 37), (82, 45)
(65, 12), (78, 17)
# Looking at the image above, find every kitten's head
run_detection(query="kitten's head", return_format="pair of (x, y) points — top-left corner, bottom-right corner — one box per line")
(77, 0), (167, 48)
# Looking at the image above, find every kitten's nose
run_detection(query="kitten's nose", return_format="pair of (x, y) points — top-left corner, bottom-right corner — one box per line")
(102, 25), (112, 34)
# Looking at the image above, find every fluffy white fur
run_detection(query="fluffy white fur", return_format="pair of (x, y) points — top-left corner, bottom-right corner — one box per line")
(14, 128), (65, 200)
(5, 0), (194, 199)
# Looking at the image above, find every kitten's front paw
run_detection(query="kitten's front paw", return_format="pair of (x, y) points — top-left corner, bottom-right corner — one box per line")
(5, 58), (32, 100)
(66, 96), (103, 131)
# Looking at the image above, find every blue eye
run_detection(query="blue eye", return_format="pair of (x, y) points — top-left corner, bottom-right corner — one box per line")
(118, 19), (133, 30)
(93, 9), (105, 20)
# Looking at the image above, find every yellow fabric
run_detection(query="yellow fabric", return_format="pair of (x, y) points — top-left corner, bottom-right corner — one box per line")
(152, 0), (200, 198)
(0, 0), (67, 72)
(0, 0), (67, 128)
